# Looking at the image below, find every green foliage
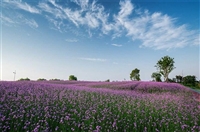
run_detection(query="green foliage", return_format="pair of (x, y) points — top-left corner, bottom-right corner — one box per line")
(105, 79), (110, 82)
(69, 75), (77, 81)
(176, 75), (183, 83)
(49, 78), (61, 81)
(37, 78), (46, 81)
(151, 72), (162, 82)
(183, 75), (196, 87)
(155, 56), (175, 82)
(18, 78), (30, 81)
(130, 68), (140, 81)
(168, 78), (176, 83)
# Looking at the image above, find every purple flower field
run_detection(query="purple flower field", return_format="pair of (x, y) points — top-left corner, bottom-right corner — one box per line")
(0, 81), (200, 132)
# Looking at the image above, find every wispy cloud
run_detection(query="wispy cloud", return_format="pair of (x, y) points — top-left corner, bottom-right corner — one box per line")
(38, 0), (110, 36)
(79, 57), (107, 62)
(1, 12), (38, 29)
(193, 34), (200, 46)
(113, 0), (199, 50)
(24, 19), (38, 28)
(111, 44), (122, 47)
(1, 15), (16, 26)
(65, 38), (78, 42)
(4, 0), (40, 14)
(2, 0), (199, 49)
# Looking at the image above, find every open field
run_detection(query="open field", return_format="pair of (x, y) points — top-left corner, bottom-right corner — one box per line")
(0, 81), (200, 132)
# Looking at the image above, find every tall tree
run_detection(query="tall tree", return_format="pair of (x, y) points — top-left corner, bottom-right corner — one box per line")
(130, 68), (140, 81)
(155, 56), (175, 82)
(151, 72), (162, 82)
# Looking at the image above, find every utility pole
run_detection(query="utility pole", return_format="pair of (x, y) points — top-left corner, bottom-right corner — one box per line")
(13, 71), (16, 81)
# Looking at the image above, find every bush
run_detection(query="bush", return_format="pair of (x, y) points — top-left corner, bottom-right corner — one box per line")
(183, 75), (196, 86)
(18, 78), (30, 81)
(69, 75), (77, 81)
(49, 79), (61, 81)
(37, 78), (47, 81)
(105, 79), (110, 82)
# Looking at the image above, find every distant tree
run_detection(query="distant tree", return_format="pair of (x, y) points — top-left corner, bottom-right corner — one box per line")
(151, 72), (162, 82)
(183, 75), (196, 86)
(168, 78), (176, 83)
(69, 75), (77, 81)
(49, 78), (61, 81)
(37, 78), (46, 81)
(155, 56), (175, 82)
(18, 78), (30, 81)
(172, 78), (176, 82)
(176, 75), (183, 83)
(130, 68), (140, 81)
(105, 79), (110, 82)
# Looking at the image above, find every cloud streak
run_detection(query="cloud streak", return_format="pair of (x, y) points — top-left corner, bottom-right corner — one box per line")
(79, 57), (107, 62)
(111, 44), (122, 47)
(3, 0), (40, 14)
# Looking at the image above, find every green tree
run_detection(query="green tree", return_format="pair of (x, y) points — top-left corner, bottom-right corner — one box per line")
(69, 75), (77, 81)
(176, 75), (183, 83)
(37, 78), (46, 81)
(183, 75), (196, 86)
(49, 78), (61, 81)
(155, 56), (175, 82)
(130, 68), (140, 81)
(151, 72), (162, 82)
(18, 78), (30, 81)
(105, 79), (110, 82)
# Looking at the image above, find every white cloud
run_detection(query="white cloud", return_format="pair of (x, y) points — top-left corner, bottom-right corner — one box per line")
(193, 34), (200, 46)
(85, 12), (99, 28)
(38, 2), (65, 19)
(118, 0), (134, 21)
(111, 44), (122, 47)
(0, 15), (16, 26)
(2, 0), (199, 50)
(24, 19), (39, 28)
(137, 13), (199, 50)
(38, 0), (110, 33)
(4, 0), (40, 14)
(17, 2), (40, 14)
(112, 0), (199, 50)
(114, 0), (134, 31)
(1, 13), (38, 28)
(71, 0), (89, 11)
(79, 57), (107, 62)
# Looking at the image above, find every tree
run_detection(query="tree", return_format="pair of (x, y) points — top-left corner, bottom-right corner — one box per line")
(155, 56), (175, 82)
(37, 78), (46, 81)
(69, 75), (77, 81)
(176, 75), (183, 83)
(151, 72), (162, 82)
(183, 75), (196, 86)
(130, 68), (140, 81)
(49, 78), (61, 81)
(168, 78), (176, 83)
(18, 78), (30, 81)
(105, 79), (110, 82)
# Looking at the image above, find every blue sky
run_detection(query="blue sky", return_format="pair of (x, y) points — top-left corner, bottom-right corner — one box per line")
(1, 0), (199, 81)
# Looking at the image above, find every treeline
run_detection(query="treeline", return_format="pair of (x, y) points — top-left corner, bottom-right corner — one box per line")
(18, 75), (78, 82)
(17, 56), (199, 89)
